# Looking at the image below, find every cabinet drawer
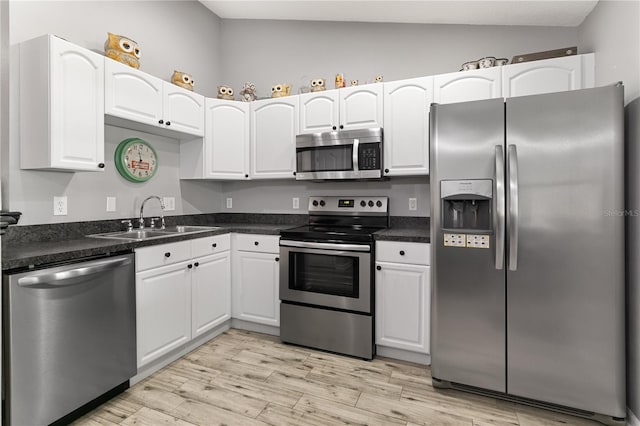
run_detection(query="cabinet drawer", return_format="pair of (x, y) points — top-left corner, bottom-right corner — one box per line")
(376, 241), (430, 265)
(135, 240), (191, 272)
(191, 234), (231, 258)
(234, 233), (280, 253)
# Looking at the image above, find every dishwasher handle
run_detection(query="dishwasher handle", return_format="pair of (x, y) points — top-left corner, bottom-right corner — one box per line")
(17, 256), (133, 288)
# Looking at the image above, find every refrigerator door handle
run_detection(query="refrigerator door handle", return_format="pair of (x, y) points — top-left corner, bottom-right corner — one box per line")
(494, 145), (505, 270)
(507, 144), (519, 271)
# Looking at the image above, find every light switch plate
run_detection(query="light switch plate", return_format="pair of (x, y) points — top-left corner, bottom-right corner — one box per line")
(163, 197), (176, 211)
(293, 197), (299, 209)
(226, 198), (232, 209)
(53, 196), (67, 216)
(106, 197), (116, 212)
(409, 198), (417, 211)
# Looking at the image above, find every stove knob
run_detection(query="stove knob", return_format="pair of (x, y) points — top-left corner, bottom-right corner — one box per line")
(312, 200), (319, 207)
(360, 200), (366, 207)
(368, 200), (374, 207)
(319, 200), (326, 207)
(376, 200), (382, 207)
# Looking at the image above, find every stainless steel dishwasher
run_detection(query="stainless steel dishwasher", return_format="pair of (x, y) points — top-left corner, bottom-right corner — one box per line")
(3, 253), (137, 426)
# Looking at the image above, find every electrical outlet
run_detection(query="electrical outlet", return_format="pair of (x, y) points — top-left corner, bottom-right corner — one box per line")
(293, 197), (299, 209)
(409, 198), (417, 211)
(53, 196), (67, 216)
(106, 197), (116, 212)
(163, 197), (176, 211)
(226, 198), (233, 209)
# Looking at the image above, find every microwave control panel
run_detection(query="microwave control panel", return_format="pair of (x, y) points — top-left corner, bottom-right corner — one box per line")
(358, 143), (380, 170)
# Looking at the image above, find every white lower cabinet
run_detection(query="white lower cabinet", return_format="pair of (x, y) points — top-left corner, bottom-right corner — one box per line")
(135, 234), (231, 368)
(375, 241), (431, 355)
(232, 234), (280, 326)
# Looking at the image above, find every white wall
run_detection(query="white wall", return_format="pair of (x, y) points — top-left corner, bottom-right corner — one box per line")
(6, 0), (223, 225)
(578, 0), (640, 105)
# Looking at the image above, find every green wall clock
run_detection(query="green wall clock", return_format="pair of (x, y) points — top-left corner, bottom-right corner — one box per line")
(114, 138), (158, 183)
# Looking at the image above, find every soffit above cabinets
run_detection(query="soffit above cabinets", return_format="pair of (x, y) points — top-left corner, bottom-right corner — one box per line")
(198, 0), (599, 27)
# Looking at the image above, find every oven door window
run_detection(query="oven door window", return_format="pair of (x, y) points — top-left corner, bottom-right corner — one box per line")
(289, 252), (359, 298)
(296, 145), (353, 172)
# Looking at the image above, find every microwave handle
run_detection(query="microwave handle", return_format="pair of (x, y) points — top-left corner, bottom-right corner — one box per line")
(353, 138), (359, 172)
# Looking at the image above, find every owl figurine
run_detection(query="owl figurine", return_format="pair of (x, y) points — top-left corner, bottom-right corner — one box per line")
(172, 71), (194, 91)
(240, 82), (257, 102)
(217, 85), (234, 100)
(104, 32), (140, 69)
(271, 84), (291, 98)
(374, 75), (384, 83)
(350, 79), (359, 86)
(310, 78), (326, 92)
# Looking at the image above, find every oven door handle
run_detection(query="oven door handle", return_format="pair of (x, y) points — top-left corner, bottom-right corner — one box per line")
(280, 240), (371, 252)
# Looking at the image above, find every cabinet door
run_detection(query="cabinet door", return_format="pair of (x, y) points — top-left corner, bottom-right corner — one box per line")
(299, 90), (339, 134)
(136, 262), (191, 367)
(205, 99), (250, 179)
(192, 252), (231, 338)
(339, 84), (383, 131)
(105, 59), (163, 127)
(383, 77), (432, 176)
(232, 250), (280, 326)
(376, 262), (430, 354)
(433, 68), (502, 104)
(163, 83), (205, 136)
(502, 54), (594, 98)
(250, 97), (298, 179)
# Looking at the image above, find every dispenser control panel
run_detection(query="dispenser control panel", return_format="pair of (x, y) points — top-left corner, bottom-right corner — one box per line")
(444, 233), (490, 249)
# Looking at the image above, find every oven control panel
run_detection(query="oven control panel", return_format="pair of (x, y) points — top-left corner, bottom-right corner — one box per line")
(309, 196), (388, 214)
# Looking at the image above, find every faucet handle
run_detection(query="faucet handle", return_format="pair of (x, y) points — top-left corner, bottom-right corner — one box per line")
(149, 217), (161, 229)
(120, 219), (133, 232)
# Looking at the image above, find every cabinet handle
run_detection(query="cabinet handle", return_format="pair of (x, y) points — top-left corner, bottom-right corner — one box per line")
(399, 250), (405, 256)
(376, 265), (381, 271)
(384, 168), (389, 174)
(187, 264), (193, 269)
(332, 126), (337, 130)
(158, 119), (164, 124)
(98, 163), (105, 169)
(293, 171), (296, 176)
(164, 252), (171, 258)
(245, 174), (249, 178)
(194, 262), (199, 267)
(339, 125), (344, 130)
(212, 243), (217, 248)
(254, 241), (259, 246)
(166, 121), (171, 126)
(275, 257), (280, 262)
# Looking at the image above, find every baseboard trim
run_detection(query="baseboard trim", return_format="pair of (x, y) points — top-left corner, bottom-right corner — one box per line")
(376, 345), (431, 365)
(231, 318), (280, 336)
(628, 408), (640, 426)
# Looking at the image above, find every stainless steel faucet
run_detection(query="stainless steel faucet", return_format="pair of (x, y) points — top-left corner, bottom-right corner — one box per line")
(139, 196), (165, 229)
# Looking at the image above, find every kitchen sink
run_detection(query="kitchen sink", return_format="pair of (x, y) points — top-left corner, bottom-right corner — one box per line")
(88, 225), (221, 241)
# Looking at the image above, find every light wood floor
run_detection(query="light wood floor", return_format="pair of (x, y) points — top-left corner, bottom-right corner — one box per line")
(74, 329), (601, 426)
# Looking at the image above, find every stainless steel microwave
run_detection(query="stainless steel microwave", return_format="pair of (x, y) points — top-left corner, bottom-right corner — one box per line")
(295, 128), (383, 180)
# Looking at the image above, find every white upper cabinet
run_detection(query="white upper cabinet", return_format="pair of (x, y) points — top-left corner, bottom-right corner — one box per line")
(383, 77), (433, 176)
(339, 84), (384, 131)
(299, 90), (339, 134)
(204, 99), (250, 180)
(105, 59), (204, 136)
(433, 67), (502, 104)
(502, 54), (595, 98)
(20, 35), (105, 171)
(250, 97), (298, 179)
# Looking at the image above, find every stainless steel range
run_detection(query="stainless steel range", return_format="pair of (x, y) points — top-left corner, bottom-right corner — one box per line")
(279, 196), (388, 360)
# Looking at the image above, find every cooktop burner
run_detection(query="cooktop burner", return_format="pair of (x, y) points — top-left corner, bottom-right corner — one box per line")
(280, 225), (384, 243)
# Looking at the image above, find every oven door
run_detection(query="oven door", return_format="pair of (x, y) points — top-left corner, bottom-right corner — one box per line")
(279, 240), (371, 313)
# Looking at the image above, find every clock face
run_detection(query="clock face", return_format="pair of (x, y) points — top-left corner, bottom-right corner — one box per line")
(115, 138), (158, 182)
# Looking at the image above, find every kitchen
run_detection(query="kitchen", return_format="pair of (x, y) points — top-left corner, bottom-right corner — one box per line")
(1, 0), (639, 425)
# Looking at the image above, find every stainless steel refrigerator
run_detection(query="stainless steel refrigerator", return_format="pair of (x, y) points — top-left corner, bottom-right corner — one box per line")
(430, 84), (626, 424)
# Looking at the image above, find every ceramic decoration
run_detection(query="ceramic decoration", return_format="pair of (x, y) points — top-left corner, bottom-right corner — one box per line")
(310, 78), (326, 92)
(374, 75), (383, 83)
(350, 79), (359, 86)
(271, 84), (291, 98)
(171, 70), (194, 91)
(217, 85), (234, 100)
(495, 58), (509, 66)
(478, 57), (496, 68)
(114, 138), (158, 183)
(335, 73), (345, 88)
(240, 82), (257, 102)
(104, 32), (140, 69)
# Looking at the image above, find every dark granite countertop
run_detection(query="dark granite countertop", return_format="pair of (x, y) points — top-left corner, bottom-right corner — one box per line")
(374, 216), (430, 243)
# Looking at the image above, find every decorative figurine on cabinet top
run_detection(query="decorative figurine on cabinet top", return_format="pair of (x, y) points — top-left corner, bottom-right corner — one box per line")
(374, 75), (383, 83)
(350, 79), (359, 86)
(240, 82), (257, 102)
(271, 84), (291, 98)
(310, 78), (326, 92)
(104, 32), (140, 69)
(217, 85), (235, 100)
(171, 70), (194, 91)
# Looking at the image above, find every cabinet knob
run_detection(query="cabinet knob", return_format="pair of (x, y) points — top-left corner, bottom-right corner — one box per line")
(194, 262), (199, 267)
(384, 168), (389, 174)
(166, 121), (171, 126)
(212, 243), (217, 248)
(254, 241), (259, 246)
(293, 171), (296, 176)
(339, 125), (344, 130)
(187, 264), (193, 269)
(158, 119), (164, 124)
(399, 250), (405, 256)
(376, 265), (381, 271)
(275, 257), (280, 262)
(98, 163), (105, 169)
(164, 252), (171, 258)
(245, 174), (249, 178)
(332, 126), (337, 130)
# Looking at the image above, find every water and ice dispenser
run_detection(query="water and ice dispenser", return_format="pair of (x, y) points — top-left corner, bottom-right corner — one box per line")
(441, 180), (492, 248)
